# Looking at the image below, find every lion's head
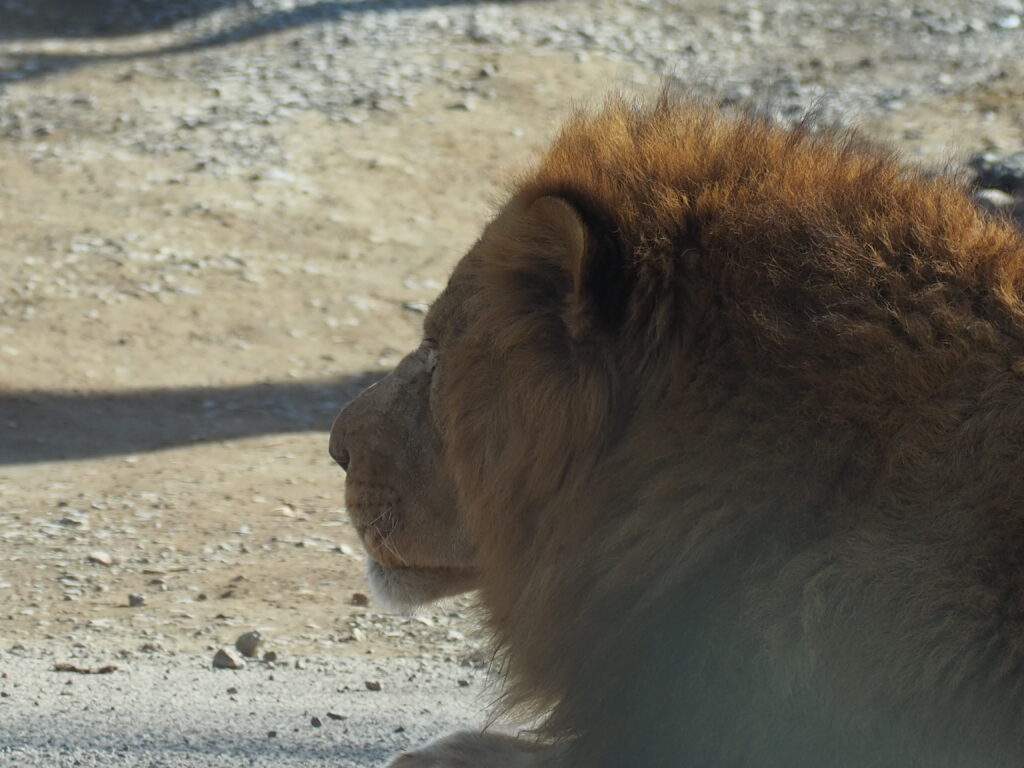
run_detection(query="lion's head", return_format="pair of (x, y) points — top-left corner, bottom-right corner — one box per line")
(328, 190), (615, 609)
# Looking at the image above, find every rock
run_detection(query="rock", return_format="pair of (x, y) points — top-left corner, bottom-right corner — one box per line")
(401, 301), (429, 315)
(970, 152), (1024, 194)
(364, 680), (382, 691)
(447, 97), (476, 112)
(326, 711), (347, 721)
(973, 188), (1016, 214)
(310, 716), (322, 727)
(349, 627), (365, 642)
(350, 592), (370, 607)
(127, 593), (146, 607)
(58, 510), (89, 528)
(459, 649), (489, 669)
(87, 550), (114, 566)
(235, 631), (262, 657)
(53, 663), (118, 675)
(212, 648), (245, 670)
(262, 651), (278, 663)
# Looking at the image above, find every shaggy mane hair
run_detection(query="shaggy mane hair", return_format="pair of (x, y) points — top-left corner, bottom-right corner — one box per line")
(438, 96), (1024, 767)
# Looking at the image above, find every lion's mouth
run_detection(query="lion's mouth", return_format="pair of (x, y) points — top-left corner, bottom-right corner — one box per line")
(344, 490), (477, 607)
(345, 495), (403, 567)
(357, 527), (405, 568)
(365, 558), (478, 609)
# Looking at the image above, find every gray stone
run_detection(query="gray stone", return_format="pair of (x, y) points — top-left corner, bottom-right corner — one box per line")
(212, 648), (245, 670)
(87, 551), (114, 566)
(970, 152), (1024, 194)
(234, 631), (262, 658)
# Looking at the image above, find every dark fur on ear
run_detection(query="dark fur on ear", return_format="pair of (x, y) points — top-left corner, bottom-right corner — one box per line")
(526, 192), (631, 339)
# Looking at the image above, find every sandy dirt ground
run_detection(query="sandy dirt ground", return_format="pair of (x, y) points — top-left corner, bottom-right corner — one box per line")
(1, 0), (1023, 765)
(0, 46), (639, 662)
(0, 34), (663, 766)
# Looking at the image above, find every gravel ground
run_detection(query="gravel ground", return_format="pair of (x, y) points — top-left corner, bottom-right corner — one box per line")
(1, 0), (1023, 766)
(3, 1), (1024, 139)
(0, 650), (491, 767)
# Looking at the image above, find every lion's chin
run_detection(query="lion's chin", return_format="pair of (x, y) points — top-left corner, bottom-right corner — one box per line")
(365, 558), (478, 611)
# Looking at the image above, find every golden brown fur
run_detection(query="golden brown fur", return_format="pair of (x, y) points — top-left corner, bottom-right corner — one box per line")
(331, 96), (1024, 767)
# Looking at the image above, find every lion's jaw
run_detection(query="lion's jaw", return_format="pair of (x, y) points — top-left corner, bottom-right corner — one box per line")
(365, 558), (479, 611)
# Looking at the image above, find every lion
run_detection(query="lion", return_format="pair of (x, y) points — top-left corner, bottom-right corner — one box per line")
(329, 96), (1024, 767)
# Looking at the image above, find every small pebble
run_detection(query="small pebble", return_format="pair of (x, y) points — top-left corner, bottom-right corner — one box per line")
(973, 188), (1016, 214)
(213, 648), (245, 670)
(365, 680), (382, 691)
(235, 631), (263, 658)
(350, 592), (370, 607)
(128, 593), (145, 607)
(970, 152), (1024, 194)
(87, 551), (114, 566)
(310, 716), (322, 727)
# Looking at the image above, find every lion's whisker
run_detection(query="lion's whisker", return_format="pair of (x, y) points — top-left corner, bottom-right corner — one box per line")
(374, 524), (408, 566)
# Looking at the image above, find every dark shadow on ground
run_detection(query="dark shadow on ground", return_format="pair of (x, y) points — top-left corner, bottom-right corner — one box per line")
(0, 0), (525, 39)
(0, 0), (244, 39)
(0, 372), (380, 465)
(0, 0), (535, 82)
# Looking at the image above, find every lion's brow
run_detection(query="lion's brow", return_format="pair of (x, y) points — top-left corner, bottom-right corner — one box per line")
(422, 313), (440, 342)
(423, 300), (452, 342)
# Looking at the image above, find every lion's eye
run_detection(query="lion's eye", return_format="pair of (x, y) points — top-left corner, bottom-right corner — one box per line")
(423, 342), (439, 374)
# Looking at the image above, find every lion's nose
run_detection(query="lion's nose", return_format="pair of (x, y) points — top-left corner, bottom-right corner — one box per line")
(329, 432), (351, 472)
(331, 421), (356, 475)
(329, 375), (387, 475)
(333, 446), (351, 472)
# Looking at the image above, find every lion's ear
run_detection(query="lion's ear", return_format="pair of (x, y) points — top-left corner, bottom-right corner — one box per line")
(525, 195), (630, 339)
